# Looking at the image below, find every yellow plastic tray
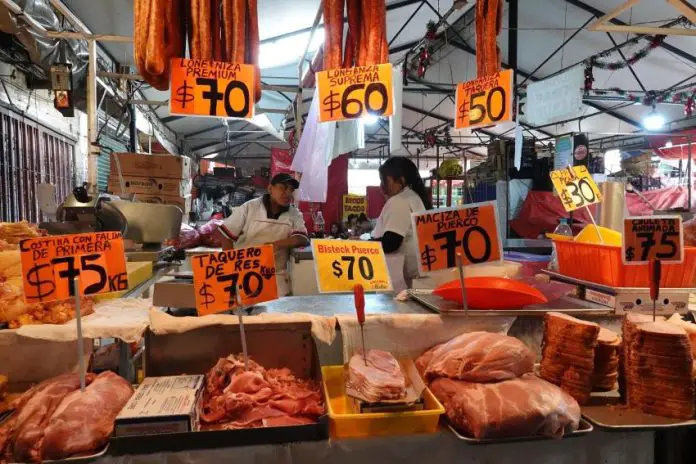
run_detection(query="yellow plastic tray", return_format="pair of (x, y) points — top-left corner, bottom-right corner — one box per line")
(321, 365), (445, 439)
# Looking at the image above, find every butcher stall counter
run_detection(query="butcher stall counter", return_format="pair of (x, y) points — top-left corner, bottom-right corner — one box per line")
(98, 428), (655, 464)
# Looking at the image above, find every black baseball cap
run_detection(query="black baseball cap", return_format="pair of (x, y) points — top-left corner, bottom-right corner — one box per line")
(270, 173), (299, 189)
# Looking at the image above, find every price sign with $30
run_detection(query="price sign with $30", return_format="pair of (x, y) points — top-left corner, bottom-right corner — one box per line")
(191, 245), (278, 315)
(312, 239), (392, 293)
(550, 165), (603, 212)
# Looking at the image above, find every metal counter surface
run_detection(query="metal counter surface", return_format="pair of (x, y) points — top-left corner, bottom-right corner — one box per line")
(247, 293), (430, 316)
(99, 428), (654, 464)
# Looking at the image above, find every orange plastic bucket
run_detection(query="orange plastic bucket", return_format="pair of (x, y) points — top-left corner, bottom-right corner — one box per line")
(554, 240), (696, 288)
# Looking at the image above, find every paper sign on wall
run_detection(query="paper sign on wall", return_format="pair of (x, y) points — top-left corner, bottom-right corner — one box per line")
(550, 165), (603, 212)
(317, 64), (393, 123)
(411, 202), (502, 274)
(312, 239), (391, 293)
(342, 194), (367, 221)
(191, 245), (277, 316)
(454, 69), (513, 130)
(170, 58), (254, 119)
(622, 216), (683, 264)
(20, 232), (128, 303)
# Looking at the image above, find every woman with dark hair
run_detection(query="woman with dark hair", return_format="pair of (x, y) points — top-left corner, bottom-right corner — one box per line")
(372, 157), (431, 291)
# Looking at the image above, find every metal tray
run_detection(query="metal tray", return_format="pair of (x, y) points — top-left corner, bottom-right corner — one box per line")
(447, 418), (594, 444)
(408, 290), (612, 317)
(582, 393), (696, 431)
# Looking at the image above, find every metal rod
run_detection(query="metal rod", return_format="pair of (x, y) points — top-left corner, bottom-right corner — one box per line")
(235, 286), (249, 371)
(689, 135), (692, 210)
(87, 39), (98, 191)
(605, 32), (646, 91)
(389, 1), (425, 47)
(73, 278), (86, 391)
(455, 253), (468, 317)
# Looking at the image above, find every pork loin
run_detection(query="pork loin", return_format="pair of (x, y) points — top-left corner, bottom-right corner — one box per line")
(346, 350), (406, 403)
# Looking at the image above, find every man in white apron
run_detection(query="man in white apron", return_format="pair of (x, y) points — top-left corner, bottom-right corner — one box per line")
(217, 174), (309, 296)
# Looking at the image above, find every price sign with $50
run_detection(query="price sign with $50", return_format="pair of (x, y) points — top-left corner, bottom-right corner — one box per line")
(412, 202), (502, 274)
(191, 245), (278, 315)
(20, 232), (129, 303)
(312, 239), (392, 293)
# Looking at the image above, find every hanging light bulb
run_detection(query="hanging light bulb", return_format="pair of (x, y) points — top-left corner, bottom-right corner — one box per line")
(643, 106), (665, 131)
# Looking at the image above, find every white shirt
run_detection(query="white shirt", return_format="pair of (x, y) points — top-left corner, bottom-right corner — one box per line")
(218, 196), (308, 296)
(372, 187), (426, 286)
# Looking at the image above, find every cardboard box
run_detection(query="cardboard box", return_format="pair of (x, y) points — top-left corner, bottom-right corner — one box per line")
(114, 375), (204, 437)
(152, 277), (196, 308)
(135, 194), (192, 216)
(110, 153), (192, 179)
(108, 175), (192, 197)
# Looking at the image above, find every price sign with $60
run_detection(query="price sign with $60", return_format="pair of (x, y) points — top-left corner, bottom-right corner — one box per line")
(20, 232), (128, 303)
(317, 64), (393, 123)
(412, 202), (502, 274)
(550, 165), (603, 212)
(312, 239), (392, 293)
(191, 245), (278, 316)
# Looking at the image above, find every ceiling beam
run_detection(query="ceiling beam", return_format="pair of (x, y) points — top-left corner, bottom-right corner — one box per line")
(565, 0), (696, 65)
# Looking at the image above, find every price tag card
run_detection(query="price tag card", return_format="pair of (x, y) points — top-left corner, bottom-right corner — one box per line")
(454, 69), (513, 130)
(20, 232), (128, 303)
(622, 216), (683, 265)
(312, 239), (392, 293)
(191, 245), (277, 316)
(170, 58), (254, 119)
(412, 202), (502, 274)
(317, 64), (393, 123)
(550, 165), (603, 212)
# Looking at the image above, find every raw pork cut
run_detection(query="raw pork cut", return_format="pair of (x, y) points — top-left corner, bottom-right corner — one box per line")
(0, 371), (132, 462)
(416, 332), (534, 383)
(41, 371), (134, 460)
(346, 350), (406, 403)
(199, 354), (325, 429)
(430, 374), (581, 439)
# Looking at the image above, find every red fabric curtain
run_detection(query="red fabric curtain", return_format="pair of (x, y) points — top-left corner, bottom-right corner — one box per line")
(366, 186), (386, 219)
(297, 154), (350, 233)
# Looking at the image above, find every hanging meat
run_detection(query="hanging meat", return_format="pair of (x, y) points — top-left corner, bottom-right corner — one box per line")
(134, 0), (262, 101)
(475, 0), (503, 77)
(323, 0), (389, 70)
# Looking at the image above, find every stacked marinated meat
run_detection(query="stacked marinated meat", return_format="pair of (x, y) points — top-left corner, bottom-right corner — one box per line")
(539, 312), (600, 405)
(591, 328), (621, 392)
(346, 350), (406, 403)
(0, 372), (133, 462)
(199, 354), (325, 429)
(417, 332), (580, 439)
(625, 321), (695, 419)
(620, 313), (664, 404)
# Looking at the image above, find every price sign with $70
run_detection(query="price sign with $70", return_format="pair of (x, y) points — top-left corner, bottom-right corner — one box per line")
(170, 58), (254, 119)
(550, 165), (603, 212)
(317, 64), (393, 123)
(312, 239), (392, 293)
(412, 202), (502, 274)
(191, 245), (278, 316)
(20, 232), (128, 303)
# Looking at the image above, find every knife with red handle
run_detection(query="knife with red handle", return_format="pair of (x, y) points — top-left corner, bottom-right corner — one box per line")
(354, 284), (367, 365)
(649, 259), (661, 322)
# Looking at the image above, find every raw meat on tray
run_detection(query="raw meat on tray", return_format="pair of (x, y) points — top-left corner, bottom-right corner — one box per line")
(345, 350), (407, 403)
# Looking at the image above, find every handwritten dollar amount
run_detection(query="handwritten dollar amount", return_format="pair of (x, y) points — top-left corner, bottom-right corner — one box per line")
(25, 254), (128, 302)
(624, 231), (680, 262)
(421, 227), (493, 271)
(174, 77), (250, 117)
(197, 269), (274, 310)
(322, 82), (389, 120)
(331, 256), (375, 280)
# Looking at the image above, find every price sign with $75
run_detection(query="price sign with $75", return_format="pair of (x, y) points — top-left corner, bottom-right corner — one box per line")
(20, 232), (128, 303)
(317, 64), (393, 123)
(192, 245), (278, 316)
(412, 202), (502, 274)
(623, 216), (683, 265)
(312, 239), (392, 293)
(550, 165), (603, 212)
(170, 58), (254, 119)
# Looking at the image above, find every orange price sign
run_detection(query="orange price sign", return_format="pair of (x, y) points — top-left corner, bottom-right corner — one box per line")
(622, 216), (683, 265)
(411, 202), (502, 274)
(169, 58), (254, 119)
(454, 69), (513, 130)
(19, 232), (128, 303)
(191, 244), (278, 316)
(317, 64), (393, 123)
